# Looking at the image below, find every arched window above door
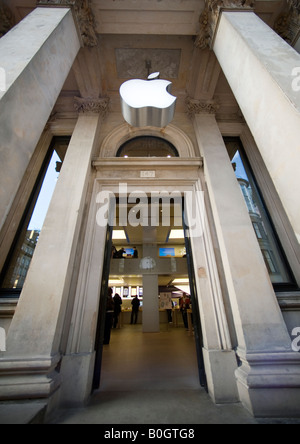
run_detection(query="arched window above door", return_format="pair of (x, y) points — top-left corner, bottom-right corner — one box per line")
(116, 136), (179, 158)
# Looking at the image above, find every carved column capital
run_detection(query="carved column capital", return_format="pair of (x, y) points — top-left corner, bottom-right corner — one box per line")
(74, 96), (110, 118)
(186, 97), (220, 118)
(195, 0), (256, 50)
(37, 0), (97, 47)
(274, 0), (300, 46)
(0, 1), (15, 37)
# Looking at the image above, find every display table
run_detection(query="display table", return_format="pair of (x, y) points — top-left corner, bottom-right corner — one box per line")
(118, 308), (185, 328)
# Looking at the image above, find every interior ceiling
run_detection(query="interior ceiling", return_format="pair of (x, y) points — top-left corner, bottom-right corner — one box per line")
(3, 0), (288, 120)
(110, 200), (187, 288)
(113, 202), (184, 247)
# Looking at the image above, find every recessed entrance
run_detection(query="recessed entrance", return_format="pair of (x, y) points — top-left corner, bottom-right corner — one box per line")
(93, 198), (207, 394)
(100, 326), (200, 393)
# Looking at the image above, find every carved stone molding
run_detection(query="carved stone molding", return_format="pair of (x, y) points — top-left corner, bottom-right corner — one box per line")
(274, 0), (300, 46)
(195, 0), (255, 50)
(37, 0), (97, 47)
(0, 2), (15, 38)
(74, 96), (110, 118)
(186, 97), (220, 117)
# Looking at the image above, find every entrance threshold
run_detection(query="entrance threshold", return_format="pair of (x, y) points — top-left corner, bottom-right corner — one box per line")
(100, 325), (200, 392)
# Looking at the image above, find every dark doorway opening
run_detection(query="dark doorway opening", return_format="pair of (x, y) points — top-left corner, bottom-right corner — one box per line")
(92, 197), (207, 393)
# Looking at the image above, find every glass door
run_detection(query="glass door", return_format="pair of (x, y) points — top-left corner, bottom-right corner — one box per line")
(183, 203), (208, 391)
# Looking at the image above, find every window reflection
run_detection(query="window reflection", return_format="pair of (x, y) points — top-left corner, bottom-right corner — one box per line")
(225, 138), (294, 287)
(0, 138), (69, 295)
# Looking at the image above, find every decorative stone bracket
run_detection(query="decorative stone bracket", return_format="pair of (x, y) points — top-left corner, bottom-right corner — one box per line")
(274, 0), (300, 46)
(0, 1), (15, 37)
(74, 96), (110, 118)
(186, 97), (220, 118)
(37, 0), (97, 47)
(195, 0), (255, 50)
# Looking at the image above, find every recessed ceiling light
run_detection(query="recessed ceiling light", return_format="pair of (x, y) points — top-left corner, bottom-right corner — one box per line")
(112, 230), (127, 240)
(109, 279), (124, 286)
(172, 278), (190, 285)
(169, 229), (185, 240)
(174, 285), (191, 295)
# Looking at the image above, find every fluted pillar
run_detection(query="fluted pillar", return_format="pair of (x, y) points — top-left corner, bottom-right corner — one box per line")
(194, 113), (300, 417)
(0, 111), (103, 401)
(213, 10), (300, 244)
(0, 7), (81, 232)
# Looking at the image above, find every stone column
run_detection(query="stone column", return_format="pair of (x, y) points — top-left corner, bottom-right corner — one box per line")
(213, 10), (300, 243)
(0, 111), (103, 401)
(194, 113), (300, 417)
(0, 7), (81, 232)
(185, 178), (239, 403)
(59, 160), (112, 406)
(143, 275), (160, 333)
(142, 228), (160, 333)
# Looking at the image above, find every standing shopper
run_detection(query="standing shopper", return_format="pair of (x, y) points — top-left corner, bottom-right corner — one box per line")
(104, 288), (115, 344)
(131, 296), (140, 325)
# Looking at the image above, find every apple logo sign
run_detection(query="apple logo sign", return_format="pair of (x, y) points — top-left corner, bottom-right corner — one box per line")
(120, 72), (177, 128)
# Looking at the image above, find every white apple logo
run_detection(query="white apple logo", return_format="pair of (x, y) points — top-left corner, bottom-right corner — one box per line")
(120, 72), (177, 128)
(139, 257), (157, 270)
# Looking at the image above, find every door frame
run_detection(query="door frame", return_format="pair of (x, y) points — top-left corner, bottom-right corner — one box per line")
(183, 206), (208, 391)
(62, 159), (237, 405)
(91, 193), (208, 392)
(92, 222), (113, 390)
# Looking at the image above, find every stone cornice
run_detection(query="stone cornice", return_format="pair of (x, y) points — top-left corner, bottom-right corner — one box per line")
(186, 97), (220, 117)
(195, 0), (255, 50)
(74, 96), (110, 117)
(37, 0), (97, 47)
(0, 1), (15, 38)
(274, 0), (300, 46)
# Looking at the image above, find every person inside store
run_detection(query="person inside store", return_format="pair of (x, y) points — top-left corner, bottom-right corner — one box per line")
(113, 293), (123, 329)
(104, 287), (115, 345)
(131, 295), (140, 325)
(114, 248), (126, 259)
(180, 293), (191, 330)
(166, 299), (175, 324)
(111, 245), (117, 258)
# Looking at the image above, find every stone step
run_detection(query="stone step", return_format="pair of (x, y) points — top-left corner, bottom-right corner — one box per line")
(0, 401), (47, 424)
